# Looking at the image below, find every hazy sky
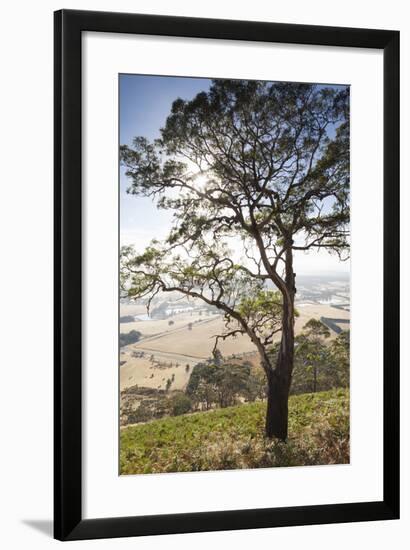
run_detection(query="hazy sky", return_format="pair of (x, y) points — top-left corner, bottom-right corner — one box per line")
(119, 74), (349, 275)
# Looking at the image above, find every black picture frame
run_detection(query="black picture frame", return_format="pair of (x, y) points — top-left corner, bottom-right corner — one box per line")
(54, 9), (400, 541)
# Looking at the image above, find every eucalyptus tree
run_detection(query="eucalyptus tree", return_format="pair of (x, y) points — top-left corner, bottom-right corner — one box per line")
(120, 79), (349, 439)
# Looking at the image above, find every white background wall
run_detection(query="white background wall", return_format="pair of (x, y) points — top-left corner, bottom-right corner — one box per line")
(0, 0), (408, 548)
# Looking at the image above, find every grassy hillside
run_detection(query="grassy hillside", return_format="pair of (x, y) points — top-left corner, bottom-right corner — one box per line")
(120, 388), (349, 475)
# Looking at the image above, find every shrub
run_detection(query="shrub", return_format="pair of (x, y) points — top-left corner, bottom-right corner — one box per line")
(120, 315), (135, 323)
(170, 393), (192, 416)
(119, 330), (142, 347)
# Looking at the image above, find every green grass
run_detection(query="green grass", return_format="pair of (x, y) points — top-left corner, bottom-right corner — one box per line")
(120, 388), (349, 474)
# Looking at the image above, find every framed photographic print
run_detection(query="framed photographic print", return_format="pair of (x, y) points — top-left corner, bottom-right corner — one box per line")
(54, 9), (400, 541)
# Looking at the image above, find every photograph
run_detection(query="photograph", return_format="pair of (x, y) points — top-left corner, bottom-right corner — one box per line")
(0, 1), (402, 546)
(119, 75), (350, 475)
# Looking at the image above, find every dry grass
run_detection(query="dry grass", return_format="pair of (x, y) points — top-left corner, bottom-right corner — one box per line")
(120, 354), (192, 391)
(120, 311), (211, 337)
(132, 315), (256, 357)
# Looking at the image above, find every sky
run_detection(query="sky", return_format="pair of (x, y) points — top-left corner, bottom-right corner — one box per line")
(119, 74), (349, 276)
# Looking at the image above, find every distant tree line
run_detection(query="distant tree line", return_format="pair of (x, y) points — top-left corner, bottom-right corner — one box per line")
(119, 329), (142, 348)
(120, 315), (135, 323)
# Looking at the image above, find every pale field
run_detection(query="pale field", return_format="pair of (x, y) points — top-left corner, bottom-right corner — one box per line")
(120, 352), (192, 391)
(295, 301), (350, 337)
(131, 302), (349, 353)
(120, 296), (205, 321)
(119, 302), (349, 392)
(120, 311), (218, 338)
(131, 315), (256, 358)
(120, 303), (148, 317)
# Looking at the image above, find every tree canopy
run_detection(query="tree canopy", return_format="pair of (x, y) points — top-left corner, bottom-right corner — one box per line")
(120, 79), (350, 438)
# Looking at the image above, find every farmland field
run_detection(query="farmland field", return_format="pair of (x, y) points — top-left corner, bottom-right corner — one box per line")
(119, 301), (350, 393)
(120, 354), (191, 392)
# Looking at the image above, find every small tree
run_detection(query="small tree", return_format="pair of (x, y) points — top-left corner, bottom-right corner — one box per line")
(329, 330), (350, 388)
(215, 363), (251, 408)
(246, 368), (267, 402)
(195, 379), (216, 410)
(186, 362), (251, 409)
(293, 319), (331, 393)
(170, 393), (192, 416)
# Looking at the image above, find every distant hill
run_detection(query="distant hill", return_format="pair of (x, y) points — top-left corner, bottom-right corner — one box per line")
(120, 388), (349, 474)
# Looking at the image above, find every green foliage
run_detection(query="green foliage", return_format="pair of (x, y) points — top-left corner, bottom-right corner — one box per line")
(302, 318), (331, 338)
(234, 290), (283, 345)
(119, 330), (142, 348)
(329, 330), (350, 387)
(186, 362), (251, 409)
(291, 322), (349, 394)
(245, 368), (267, 402)
(170, 393), (193, 416)
(120, 388), (349, 474)
(238, 290), (282, 318)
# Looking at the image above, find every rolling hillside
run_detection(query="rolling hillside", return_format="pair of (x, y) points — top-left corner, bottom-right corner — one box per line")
(120, 388), (349, 474)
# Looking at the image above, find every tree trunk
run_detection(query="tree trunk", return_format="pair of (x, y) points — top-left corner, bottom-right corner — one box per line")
(264, 247), (296, 440)
(313, 366), (317, 393)
(264, 297), (295, 439)
(265, 370), (289, 440)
